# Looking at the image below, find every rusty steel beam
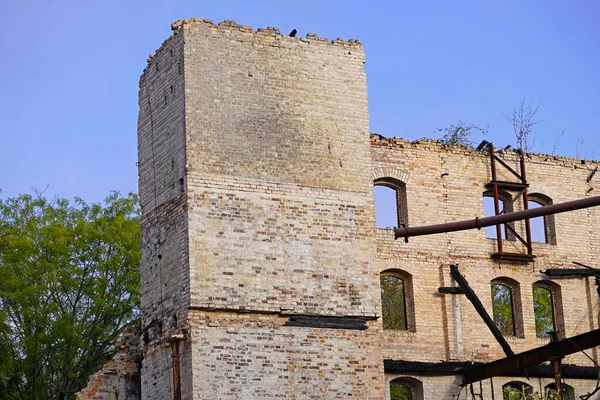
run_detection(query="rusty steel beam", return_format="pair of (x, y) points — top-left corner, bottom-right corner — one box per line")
(587, 166), (598, 183)
(519, 150), (533, 256)
(438, 287), (464, 294)
(489, 146), (503, 253)
(170, 335), (184, 400)
(450, 265), (515, 357)
(461, 328), (600, 385)
(573, 261), (600, 272)
(394, 196), (600, 240)
(542, 269), (596, 278)
(384, 359), (599, 379)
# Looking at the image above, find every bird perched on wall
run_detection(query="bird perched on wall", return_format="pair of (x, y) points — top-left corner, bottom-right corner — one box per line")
(289, 29), (297, 37)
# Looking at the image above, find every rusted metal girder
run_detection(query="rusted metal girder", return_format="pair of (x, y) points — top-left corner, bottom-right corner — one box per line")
(461, 328), (600, 385)
(542, 269), (596, 278)
(449, 265), (515, 357)
(551, 358), (562, 398)
(170, 334), (184, 400)
(394, 196), (600, 240)
(383, 359), (599, 379)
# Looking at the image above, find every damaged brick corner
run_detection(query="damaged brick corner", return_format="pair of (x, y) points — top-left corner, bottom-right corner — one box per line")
(76, 324), (142, 400)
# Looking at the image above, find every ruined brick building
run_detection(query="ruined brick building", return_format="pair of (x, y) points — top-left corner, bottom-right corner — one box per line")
(79, 18), (600, 400)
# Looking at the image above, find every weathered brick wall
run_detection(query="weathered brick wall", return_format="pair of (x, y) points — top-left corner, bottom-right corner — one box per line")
(136, 17), (600, 400)
(188, 311), (384, 399)
(371, 135), (600, 397)
(77, 326), (141, 400)
(138, 18), (385, 400)
(177, 19), (384, 398)
(76, 365), (119, 400)
(137, 28), (192, 400)
(179, 19), (377, 317)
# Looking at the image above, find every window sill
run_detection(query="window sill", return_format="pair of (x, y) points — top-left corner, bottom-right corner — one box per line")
(531, 241), (557, 248)
(383, 329), (417, 338)
(376, 227), (396, 232)
(503, 335), (525, 343)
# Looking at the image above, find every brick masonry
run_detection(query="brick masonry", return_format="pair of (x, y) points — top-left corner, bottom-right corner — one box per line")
(76, 325), (141, 400)
(372, 136), (600, 398)
(132, 17), (600, 400)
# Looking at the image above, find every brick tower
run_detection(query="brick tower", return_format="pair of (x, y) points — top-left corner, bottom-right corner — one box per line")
(137, 19), (384, 399)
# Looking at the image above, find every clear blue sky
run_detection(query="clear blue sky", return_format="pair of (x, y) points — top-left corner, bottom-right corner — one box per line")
(1, 0), (599, 203)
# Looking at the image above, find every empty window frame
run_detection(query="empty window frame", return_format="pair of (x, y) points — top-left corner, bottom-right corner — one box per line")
(374, 178), (408, 229)
(491, 278), (524, 337)
(483, 190), (515, 240)
(390, 377), (423, 400)
(380, 270), (415, 331)
(502, 381), (534, 400)
(533, 281), (564, 338)
(527, 193), (556, 245)
(545, 382), (574, 399)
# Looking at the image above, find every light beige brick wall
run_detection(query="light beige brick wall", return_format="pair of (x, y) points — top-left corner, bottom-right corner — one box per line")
(137, 17), (600, 400)
(189, 311), (384, 399)
(372, 135), (600, 398)
(139, 18), (386, 400)
(180, 19), (377, 317)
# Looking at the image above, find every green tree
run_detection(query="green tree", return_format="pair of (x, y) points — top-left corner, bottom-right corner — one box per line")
(491, 283), (515, 336)
(380, 275), (407, 330)
(0, 191), (140, 399)
(533, 286), (555, 338)
(503, 383), (535, 400)
(390, 382), (413, 400)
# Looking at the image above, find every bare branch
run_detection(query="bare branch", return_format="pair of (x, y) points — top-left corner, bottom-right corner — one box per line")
(552, 130), (566, 157)
(503, 98), (543, 151)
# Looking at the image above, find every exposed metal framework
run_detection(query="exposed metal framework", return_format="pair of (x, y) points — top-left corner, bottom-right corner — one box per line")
(383, 359), (599, 380)
(388, 146), (600, 394)
(446, 264), (515, 357)
(438, 265), (600, 393)
(461, 328), (600, 385)
(481, 141), (534, 262)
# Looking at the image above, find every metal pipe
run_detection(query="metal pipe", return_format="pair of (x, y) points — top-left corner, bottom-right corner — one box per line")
(395, 196), (600, 240)
(552, 358), (562, 399)
(170, 335), (184, 400)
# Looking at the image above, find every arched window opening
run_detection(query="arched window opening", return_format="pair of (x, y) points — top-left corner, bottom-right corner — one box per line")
(380, 270), (414, 331)
(374, 185), (398, 229)
(381, 275), (407, 330)
(390, 381), (413, 400)
(483, 190), (515, 240)
(502, 381), (533, 400)
(533, 286), (555, 338)
(374, 178), (408, 229)
(528, 193), (556, 245)
(491, 278), (523, 337)
(533, 281), (564, 339)
(528, 200), (545, 243)
(545, 382), (575, 400)
(390, 377), (423, 400)
(492, 283), (515, 336)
